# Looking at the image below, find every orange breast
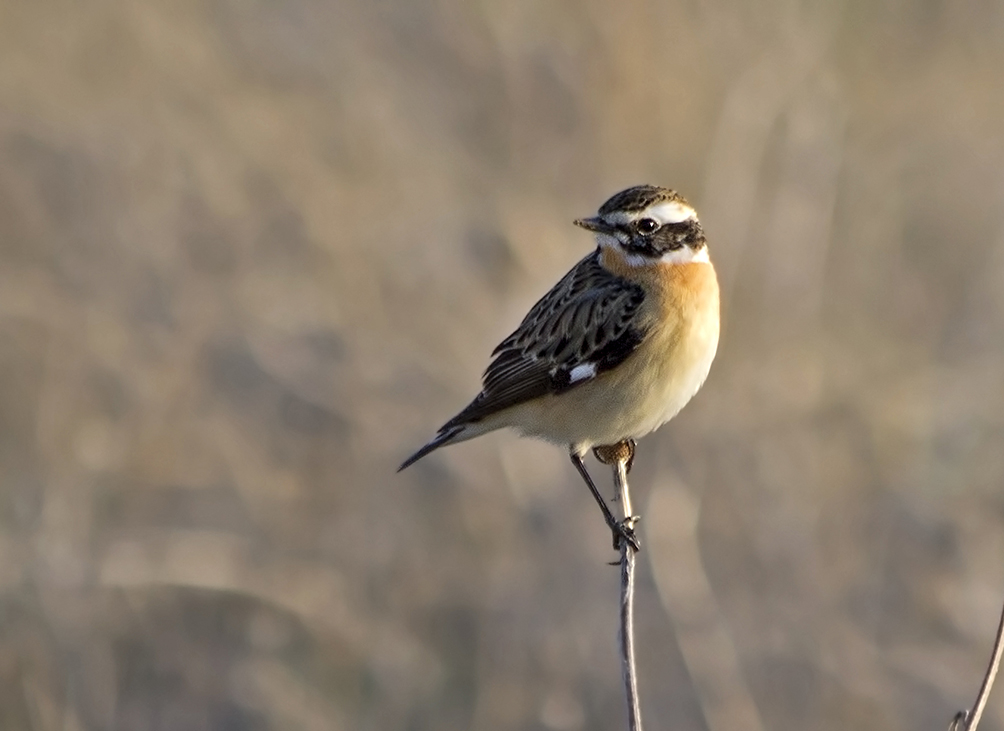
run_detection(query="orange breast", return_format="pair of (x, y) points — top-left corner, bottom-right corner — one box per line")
(599, 247), (719, 326)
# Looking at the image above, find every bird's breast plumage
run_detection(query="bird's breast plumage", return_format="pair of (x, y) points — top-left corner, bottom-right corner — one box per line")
(498, 257), (720, 451)
(399, 184), (721, 472)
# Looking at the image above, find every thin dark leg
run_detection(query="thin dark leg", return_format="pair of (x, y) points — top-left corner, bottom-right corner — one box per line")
(570, 452), (640, 551)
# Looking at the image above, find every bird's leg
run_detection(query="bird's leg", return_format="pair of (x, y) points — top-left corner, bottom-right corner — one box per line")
(570, 451), (640, 551)
(593, 440), (640, 543)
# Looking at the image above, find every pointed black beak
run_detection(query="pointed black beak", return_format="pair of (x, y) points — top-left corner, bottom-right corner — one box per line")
(574, 216), (616, 235)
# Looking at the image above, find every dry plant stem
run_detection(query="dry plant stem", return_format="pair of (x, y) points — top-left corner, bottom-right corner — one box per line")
(950, 596), (1004, 731)
(613, 451), (643, 731)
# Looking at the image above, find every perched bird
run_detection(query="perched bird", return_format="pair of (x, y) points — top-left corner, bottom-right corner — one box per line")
(400, 185), (720, 549)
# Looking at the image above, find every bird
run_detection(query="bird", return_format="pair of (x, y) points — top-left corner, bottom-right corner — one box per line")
(399, 185), (720, 549)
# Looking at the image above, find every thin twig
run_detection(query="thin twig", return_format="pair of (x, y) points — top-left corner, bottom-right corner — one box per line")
(950, 595), (1004, 731)
(596, 441), (643, 731)
(613, 454), (643, 731)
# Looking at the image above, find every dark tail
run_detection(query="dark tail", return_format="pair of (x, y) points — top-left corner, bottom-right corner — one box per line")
(398, 425), (465, 471)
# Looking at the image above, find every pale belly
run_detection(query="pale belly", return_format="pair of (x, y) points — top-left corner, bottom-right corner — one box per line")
(503, 315), (720, 452)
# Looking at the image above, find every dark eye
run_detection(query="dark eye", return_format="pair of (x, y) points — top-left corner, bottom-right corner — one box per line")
(636, 218), (659, 235)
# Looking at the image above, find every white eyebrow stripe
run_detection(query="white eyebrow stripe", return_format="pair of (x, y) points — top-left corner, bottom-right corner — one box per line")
(600, 200), (697, 227)
(568, 362), (597, 383)
(646, 200), (696, 224)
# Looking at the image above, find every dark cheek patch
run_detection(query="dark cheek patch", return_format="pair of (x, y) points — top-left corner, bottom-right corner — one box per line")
(651, 220), (704, 253)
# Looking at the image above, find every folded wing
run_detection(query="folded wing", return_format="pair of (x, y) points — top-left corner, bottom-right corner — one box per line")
(445, 251), (647, 427)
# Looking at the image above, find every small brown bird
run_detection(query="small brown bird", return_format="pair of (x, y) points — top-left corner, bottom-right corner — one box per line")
(400, 185), (720, 549)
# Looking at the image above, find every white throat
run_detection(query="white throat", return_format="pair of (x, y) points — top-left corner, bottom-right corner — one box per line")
(661, 246), (709, 264)
(600, 240), (710, 267)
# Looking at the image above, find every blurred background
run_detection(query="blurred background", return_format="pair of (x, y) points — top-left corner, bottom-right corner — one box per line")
(1, 0), (1004, 729)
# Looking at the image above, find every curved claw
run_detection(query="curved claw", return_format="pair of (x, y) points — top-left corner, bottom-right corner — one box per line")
(612, 517), (641, 552)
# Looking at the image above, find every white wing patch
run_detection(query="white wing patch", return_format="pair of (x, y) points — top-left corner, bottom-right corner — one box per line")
(568, 362), (598, 384)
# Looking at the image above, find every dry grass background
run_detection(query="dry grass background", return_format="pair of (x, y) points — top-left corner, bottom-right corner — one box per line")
(1, 0), (1003, 729)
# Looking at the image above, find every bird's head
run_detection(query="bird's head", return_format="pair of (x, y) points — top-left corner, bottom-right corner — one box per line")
(574, 185), (707, 265)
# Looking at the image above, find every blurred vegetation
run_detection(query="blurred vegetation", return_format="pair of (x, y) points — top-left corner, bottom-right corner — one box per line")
(1, 0), (1004, 729)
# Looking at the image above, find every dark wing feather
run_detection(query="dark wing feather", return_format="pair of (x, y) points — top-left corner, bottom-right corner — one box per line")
(445, 251), (646, 427)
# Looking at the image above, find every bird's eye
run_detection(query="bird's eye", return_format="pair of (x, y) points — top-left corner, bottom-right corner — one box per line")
(636, 218), (659, 235)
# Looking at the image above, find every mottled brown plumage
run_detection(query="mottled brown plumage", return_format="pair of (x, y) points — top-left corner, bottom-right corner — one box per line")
(444, 250), (646, 428)
(598, 185), (684, 216)
(399, 185), (720, 550)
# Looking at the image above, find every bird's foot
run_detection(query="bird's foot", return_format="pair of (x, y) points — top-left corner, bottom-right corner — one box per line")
(610, 515), (641, 552)
(592, 439), (636, 473)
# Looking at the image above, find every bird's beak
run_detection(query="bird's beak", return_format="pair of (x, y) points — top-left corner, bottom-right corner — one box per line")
(574, 216), (615, 234)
